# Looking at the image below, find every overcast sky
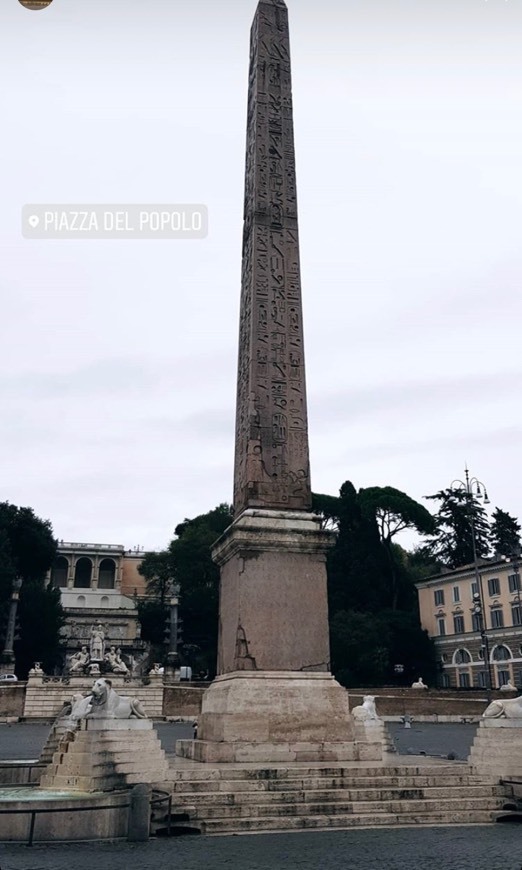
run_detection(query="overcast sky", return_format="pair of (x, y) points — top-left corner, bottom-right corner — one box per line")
(1, 0), (522, 551)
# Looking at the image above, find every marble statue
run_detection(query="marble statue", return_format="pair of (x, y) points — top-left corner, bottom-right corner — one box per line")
(69, 646), (90, 673)
(104, 646), (129, 675)
(87, 677), (147, 719)
(352, 695), (379, 721)
(69, 691), (93, 720)
(500, 680), (517, 692)
(149, 662), (164, 676)
(29, 662), (44, 676)
(412, 677), (428, 689)
(483, 694), (522, 719)
(90, 624), (105, 660)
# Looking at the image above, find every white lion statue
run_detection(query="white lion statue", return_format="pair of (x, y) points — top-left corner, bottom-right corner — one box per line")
(81, 678), (147, 720)
(412, 677), (428, 689)
(483, 694), (522, 719)
(352, 695), (379, 721)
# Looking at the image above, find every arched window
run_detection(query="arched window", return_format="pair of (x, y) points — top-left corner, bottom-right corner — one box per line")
(74, 557), (92, 589)
(50, 556), (68, 588)
(98, 558), (116, 590)
(454, 648), (472, 665)
(492, 645), (512, 662)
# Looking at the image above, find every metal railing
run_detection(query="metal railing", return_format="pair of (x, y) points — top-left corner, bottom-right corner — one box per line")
(0, 787), (172, 846)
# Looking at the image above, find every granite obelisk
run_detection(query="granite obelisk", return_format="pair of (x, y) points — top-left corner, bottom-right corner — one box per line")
(176, 0), (381, 764)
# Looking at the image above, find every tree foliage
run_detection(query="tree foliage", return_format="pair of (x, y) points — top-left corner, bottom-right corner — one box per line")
(425, 488), (491, 568)
(138, 504), (233, 676)
(490, 507), (521, 557)
(0, 502), (64, 677)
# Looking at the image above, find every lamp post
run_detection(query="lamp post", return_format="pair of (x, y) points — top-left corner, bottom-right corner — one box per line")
(0, 576), (22, 675)
(164, 582), (181, 679)
(450, 467), (492, 700)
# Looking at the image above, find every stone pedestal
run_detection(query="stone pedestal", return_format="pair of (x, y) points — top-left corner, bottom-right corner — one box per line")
(213, 510), (333, 674)
(176, 671), (382, 763)
(469, 719), (522, 780)
(176, 510), (379, 763)
(41, 718), (169, 791)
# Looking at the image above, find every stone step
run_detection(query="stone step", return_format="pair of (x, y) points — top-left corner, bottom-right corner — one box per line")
(167, 763), (467, 782)
(190, 796), (502, 821)
(171, 784), (501, 806)
(167, 772), (483, 793)
(197, 809), (498, 834)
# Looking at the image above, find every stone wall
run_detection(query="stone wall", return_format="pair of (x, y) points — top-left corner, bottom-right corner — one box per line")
(0, 684), (26, 719)
(22, 675), (164, 720)
(348, 687), (512, 720)
(163, 686), (204, 719)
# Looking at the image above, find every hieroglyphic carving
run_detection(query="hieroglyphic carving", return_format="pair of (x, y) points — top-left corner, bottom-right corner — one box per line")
(233, 0), (311, 513)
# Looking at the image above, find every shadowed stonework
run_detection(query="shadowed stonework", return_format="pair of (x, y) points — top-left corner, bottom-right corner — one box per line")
(233, 0), (311, 515)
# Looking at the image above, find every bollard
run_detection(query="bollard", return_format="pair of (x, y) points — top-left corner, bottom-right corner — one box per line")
(127, 783), (151, 842)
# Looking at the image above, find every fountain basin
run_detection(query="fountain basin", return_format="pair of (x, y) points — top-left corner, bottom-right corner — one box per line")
(0, 786), (130, 842)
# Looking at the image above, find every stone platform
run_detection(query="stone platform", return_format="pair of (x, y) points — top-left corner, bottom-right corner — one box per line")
(40, 718), (169, 791)
(176, 671), (382, 764)
(469, 719), (522, 780)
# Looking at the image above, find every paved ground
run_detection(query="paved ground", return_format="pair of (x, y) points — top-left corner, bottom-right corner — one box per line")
(0, 721), (478, 761)
(1, 826), (522, 870)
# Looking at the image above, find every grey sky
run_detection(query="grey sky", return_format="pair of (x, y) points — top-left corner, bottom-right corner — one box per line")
(1, 0), (521, 550)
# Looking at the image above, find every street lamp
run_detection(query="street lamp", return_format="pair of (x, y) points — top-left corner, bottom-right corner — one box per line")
(164, 582), (181, 679)
(450, 466), (492, 700)
(0, 576), (22, 675)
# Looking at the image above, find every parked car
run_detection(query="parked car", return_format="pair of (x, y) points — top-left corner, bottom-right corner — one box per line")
(0, 674), (18, 682)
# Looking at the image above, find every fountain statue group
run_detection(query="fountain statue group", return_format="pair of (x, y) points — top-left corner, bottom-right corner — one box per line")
(68, 623), (129, 676)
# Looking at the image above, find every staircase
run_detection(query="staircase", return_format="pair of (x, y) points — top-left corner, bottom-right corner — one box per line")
(160, 761), (507, 835)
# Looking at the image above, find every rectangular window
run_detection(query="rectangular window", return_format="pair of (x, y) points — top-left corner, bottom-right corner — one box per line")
(437, 618), (446, 636)
(508, 573), (521, 593)
(472, 613), (482, 632)
(452, 586), (460, 603)
(488, 578), (500, 596)
(512, 605), (522, 626)
(476, 671), (487, 688)
(441, 674), (451, 688)
(453, 615), (465, 634)
(498, 670), (510, 687)
(459, 672), (470, 688)
(491, 608), (504, 628)
(434, 589), (445, 606)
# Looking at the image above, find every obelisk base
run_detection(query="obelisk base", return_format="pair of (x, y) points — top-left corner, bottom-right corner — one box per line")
(176, 671), (382, 763)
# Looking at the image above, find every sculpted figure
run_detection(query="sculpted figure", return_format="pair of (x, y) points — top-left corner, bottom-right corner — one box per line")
(69, 646), (90, 673)
(483, 695), (522, 719)
(500, 680), (517, 692)
(90, 624), (105, 660)
(352, 695), (379, 721)
(412, 677), (428, 689)
(105, 646), (129, 674)
(87, 677), (147, 719)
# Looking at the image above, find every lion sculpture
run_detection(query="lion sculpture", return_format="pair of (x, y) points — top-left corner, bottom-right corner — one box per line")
(352, 695), (379, 722)
(483, 694), (522, 719)
(66, 678), (147, 721)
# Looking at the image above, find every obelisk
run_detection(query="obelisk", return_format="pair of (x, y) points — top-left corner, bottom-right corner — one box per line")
(176, 0), (381, 764)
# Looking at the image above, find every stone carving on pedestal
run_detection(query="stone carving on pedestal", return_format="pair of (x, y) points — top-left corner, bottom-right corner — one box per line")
(412, 677), (428, 689)
(69, 646), (90, 674)
(104, 646), (129, 675)
(88, 677), (147, 719)
(483, 695), (522, 718)
(500, 680), (517, 692)
(28, 662), (44, 676)
(352, 695), (379, 722)
(89, 623), (106, 661)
